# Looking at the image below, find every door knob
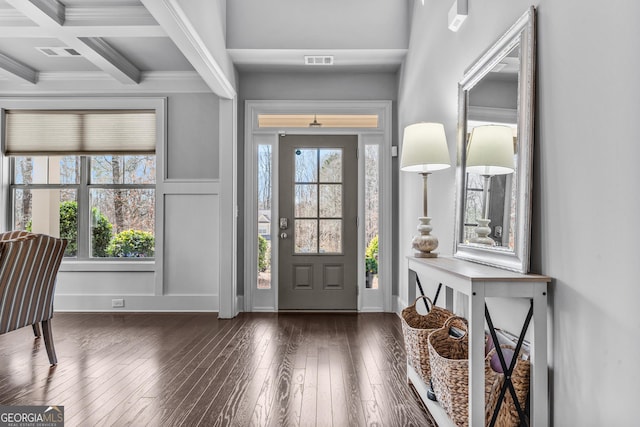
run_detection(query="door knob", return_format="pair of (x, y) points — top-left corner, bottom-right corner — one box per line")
(280, 232), (288, 239)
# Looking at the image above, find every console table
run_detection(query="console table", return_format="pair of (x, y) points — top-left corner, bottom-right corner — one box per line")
(406, 256), (550, 427)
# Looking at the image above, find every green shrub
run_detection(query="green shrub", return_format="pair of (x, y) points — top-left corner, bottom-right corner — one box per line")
(90, 207), (113, 257)
(59, 201), (78, 256)
(107, 229), (154, 258)
(258, 234), (269, 272)
(27, 201), (112, 257)
(365, 235), (379, 273)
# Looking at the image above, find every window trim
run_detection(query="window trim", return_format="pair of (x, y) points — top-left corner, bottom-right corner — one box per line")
(1, 97), (166, 275)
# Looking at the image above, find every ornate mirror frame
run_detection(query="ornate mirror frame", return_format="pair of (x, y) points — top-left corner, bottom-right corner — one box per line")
(453, 7), (536, 273)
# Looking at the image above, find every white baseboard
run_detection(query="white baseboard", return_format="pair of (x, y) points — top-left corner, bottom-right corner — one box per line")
(393, 295), (407, 317)
(359, 306), (386, 313)
(54, 294), (218, 312)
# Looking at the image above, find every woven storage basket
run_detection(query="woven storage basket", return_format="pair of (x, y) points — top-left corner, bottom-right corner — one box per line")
(428, 316), (470, 427)
(401, 295), (454, 382)
(484, 345), (531, 427)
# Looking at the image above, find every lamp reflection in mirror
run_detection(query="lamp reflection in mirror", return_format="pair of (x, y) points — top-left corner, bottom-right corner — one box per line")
(465, 124), (515, 245)
(400, 123), (451, 257)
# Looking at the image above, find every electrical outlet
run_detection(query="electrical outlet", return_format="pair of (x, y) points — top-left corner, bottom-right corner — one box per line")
(112, 298), (125, 308)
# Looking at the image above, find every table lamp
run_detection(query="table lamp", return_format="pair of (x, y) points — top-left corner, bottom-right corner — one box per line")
(465, 124), (515, 245)
(400, 122), (451, 257)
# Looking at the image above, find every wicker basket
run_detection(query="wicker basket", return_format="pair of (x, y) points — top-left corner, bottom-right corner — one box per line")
(401, 295), (454, 382)
(428, 316), (470, 426)
(429, 318), (531, 427)
(484, 345), (531, 427)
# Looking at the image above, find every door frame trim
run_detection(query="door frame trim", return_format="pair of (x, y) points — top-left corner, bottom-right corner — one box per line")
(244, 100), (393, 312)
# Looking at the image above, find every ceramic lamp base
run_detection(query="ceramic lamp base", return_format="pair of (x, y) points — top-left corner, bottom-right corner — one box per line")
(411, 217), (439, 258)
(470, 218), (495, 246)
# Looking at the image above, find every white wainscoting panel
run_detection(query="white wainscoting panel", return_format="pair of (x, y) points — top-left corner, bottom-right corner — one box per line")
(56, 271), (155, 295)
(163, 194), (219, 298)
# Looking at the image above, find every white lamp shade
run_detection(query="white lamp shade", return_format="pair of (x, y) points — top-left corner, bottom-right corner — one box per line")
(466, 125), (515, 175)
(400, 122), (451, 172)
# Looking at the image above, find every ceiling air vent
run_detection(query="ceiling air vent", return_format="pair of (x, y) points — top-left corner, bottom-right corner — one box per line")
(36, 47), (82, 57)
(304, 55), (334, 66)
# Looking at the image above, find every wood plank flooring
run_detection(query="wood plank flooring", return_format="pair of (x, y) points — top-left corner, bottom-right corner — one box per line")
(0, 313), (435, 426)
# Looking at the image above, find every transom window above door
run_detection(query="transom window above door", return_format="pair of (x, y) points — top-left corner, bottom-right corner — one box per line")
(258, 114), (378, 128)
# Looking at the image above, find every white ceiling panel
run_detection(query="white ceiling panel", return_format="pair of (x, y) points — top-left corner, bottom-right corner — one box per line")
(0, 37), (100, 71)
(104, 37), (195, 71)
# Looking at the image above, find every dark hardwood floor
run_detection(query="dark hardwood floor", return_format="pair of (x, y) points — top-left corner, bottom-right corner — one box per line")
(0, 312), (435, 426)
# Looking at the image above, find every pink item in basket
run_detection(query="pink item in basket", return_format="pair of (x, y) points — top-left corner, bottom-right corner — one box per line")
(490, 347), (515, 373)
(485, 332), (494, 355)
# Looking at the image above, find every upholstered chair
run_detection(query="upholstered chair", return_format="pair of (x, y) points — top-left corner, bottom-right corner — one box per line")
(0, 231), (67, 365)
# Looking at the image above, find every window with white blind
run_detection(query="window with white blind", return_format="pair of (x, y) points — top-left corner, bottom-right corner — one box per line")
(5, 109), (157, 260)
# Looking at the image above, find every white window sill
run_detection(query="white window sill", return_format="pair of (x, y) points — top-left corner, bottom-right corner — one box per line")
(60, 260), (155, 272)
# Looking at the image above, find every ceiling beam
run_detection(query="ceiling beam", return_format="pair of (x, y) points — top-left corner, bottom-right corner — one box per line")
(0, 6), (34, 26)
(27, 0), (65, 26)
(0, 71), (209, 94)
(140, 0), (236, 99)
(6, 0), (142, 84)
(0, 5), (165, 37)
(65, 6), (158, 26)
(77, 37), (141, 84)
(0, 52), (38, 84)
(0, 26), (166, 38)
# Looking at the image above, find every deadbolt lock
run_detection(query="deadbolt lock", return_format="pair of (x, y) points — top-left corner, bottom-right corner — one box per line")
(279, 218), (288, 230)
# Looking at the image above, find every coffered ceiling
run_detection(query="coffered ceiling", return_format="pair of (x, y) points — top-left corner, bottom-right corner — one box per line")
(0, 0), (211, 94)
(0, 0), (410, 97)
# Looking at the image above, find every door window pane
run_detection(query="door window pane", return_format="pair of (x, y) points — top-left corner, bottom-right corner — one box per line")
(319, 184), (342, 218)
(319, 220), (342, 253)
(295, 184), (318, 217)
(319, 149), (342, 182)
(295, 220), (317, 253)
(294, 147), (344, 255)
(295, 149), (318, 182)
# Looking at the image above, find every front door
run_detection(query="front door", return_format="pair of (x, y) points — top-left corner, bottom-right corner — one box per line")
(278, 135), (358, 310)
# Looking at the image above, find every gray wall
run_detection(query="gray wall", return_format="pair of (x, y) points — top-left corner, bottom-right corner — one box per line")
(53, 92), (222, 311)
(398, 0), (640, 424)
(238, 71), (399, 295)
(469, 76), (518, 111)
(167, 93), (219, 179)
(227, 0), (408, 49)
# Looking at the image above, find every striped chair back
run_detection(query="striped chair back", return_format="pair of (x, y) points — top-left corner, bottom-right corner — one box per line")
(0, 232), (67, 335)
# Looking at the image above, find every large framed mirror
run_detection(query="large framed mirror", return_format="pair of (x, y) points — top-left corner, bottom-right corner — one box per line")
(453, 7), (536, 273)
